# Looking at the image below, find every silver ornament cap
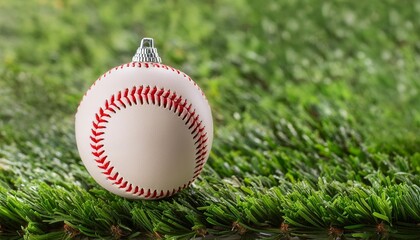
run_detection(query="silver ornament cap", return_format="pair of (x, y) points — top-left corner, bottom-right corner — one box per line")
(132, 38), (162, 63)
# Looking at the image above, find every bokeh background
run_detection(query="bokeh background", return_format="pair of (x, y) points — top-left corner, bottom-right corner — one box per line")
(0, 0), (419, 239)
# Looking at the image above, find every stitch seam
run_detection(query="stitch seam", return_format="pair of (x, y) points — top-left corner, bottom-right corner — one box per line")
(77, 62), (206, 112)
(90, 85), (208, 199)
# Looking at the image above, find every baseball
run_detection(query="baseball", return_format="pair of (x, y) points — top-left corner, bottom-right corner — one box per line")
(75, 39), (213, 199)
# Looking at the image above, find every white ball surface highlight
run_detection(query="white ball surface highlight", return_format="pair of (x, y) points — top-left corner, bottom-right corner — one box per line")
(75, 62), (213, 199)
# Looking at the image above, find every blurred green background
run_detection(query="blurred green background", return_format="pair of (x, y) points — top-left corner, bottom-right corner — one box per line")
(0, 0), (419, 239)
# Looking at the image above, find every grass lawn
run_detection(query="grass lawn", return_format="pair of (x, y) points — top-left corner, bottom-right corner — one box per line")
(0, 0), (419, 239)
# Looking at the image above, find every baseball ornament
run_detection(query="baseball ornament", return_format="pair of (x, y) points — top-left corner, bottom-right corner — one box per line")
(75, 38), (213, 199)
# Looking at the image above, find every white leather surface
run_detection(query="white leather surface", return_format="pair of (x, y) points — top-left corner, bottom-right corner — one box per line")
(75, 63), (213, 199)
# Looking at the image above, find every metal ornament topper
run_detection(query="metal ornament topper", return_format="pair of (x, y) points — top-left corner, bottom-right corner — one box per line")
(132, 38), (162, 63)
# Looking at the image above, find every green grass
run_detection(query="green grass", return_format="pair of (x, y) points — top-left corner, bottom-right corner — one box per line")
(0, 0), (419, 239)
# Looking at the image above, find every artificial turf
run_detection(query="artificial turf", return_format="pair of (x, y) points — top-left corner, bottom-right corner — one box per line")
(0, 0), (419, 239)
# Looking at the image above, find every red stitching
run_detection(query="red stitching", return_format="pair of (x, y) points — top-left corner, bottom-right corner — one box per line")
(78, 62), (207, 112)
(90, 85), (208, 199)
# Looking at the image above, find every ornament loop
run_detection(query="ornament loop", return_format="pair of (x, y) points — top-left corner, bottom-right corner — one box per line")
(132, 37), (162, 63)
(140, 38), (154, 48)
